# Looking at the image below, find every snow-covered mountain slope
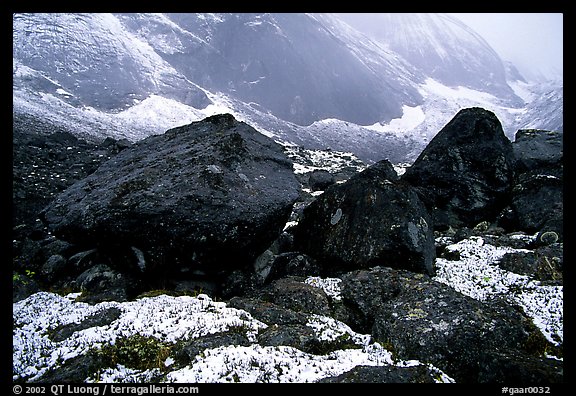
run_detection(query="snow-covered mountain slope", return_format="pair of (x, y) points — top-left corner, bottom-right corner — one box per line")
(13, 13), (423, 126)
(12, 13), (210, 111)
(510, 81), (563, 134)
(336, 13), (522, 105)
(12, 13), (562, 164)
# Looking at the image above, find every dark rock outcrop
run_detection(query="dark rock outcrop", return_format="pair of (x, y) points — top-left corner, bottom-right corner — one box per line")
(265, 253), (321, 284)
(477, 351), (563, 383)
(74, 264), (131, 304)
(513, 129), (563, 172)
(228, 297), (309, 326)
(40, 114), (301, 278)
(293, 159), (435, 275)
(402, 107), (515, 230)
(500, 129), (563, 240)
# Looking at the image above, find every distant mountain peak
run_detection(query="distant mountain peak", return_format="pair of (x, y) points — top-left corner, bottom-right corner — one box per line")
(335, 13), (523, 105)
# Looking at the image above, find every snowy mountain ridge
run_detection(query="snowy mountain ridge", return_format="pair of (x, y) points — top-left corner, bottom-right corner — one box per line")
(12, 12), (562, 164)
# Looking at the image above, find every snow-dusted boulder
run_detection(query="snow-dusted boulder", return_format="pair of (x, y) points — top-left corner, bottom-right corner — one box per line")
(402, 107), (515, 230)
(502, 129), (563, 240)
(293, 159), (435, 275)
(40, 114), (301, 277)
(339, 266), (563, 383)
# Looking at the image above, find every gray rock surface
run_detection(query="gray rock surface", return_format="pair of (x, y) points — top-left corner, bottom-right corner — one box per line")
(317, 364), (437, 383)
(339, 266), (562, 383)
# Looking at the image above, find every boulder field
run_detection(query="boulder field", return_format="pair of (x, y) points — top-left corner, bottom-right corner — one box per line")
(12, 109), (563, 383)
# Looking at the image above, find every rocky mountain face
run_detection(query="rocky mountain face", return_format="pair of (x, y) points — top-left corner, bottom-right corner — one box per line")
(13, 13), (421, 128)
(514, 84), (563, 133)
(13, 109), (563, 383)
(12, 13), (211, 111)
(13, 12), (561, 165)
(336, 13), (521, 105)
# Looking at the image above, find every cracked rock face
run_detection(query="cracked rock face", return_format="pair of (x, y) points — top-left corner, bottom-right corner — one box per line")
(40, 114), (301, 276)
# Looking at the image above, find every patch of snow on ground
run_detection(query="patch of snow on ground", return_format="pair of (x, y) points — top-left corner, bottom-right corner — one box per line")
(305, 276), (342, 301)
(283, 146), (366, 175)
(12, 293), (266, 382)
(165, 343), (451, 383)
(433, 236), (563, 346)
(365, 105), (425, 134)
(420, 78), (501, 104)
(509, 80), (537, 104)
(13, 289), (455, 383)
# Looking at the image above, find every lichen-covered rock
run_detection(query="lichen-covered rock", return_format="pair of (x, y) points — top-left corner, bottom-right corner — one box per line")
(227, 297), (309, 326)
(338, 266), (562, 383)
(513, 129), (562, 173)
(402, 107), (515, 230)
(257, 324), (322, 354)
(40, 114), (301, 277)
(293, 159), (435, 275)
(266, 277), (332, 316)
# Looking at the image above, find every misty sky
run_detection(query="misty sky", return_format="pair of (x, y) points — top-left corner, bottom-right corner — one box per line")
(448, 13), (563, 81)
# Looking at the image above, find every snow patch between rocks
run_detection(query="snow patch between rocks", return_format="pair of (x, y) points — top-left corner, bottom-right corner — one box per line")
(433, 236), (563, 346)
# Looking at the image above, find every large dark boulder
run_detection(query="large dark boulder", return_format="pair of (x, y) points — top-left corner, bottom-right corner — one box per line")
(339, 266), (562, 383)
(402, 107), (515, 230)
(293, 159), (435, 275)
(500, 129), (563, 239)
(40, 114), (301, 277)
